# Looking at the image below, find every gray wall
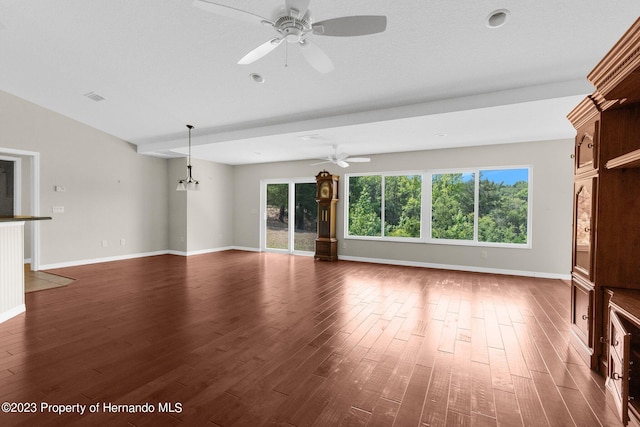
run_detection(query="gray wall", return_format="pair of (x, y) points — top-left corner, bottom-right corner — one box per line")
(0, 88), (574, 276)
(168, 157), (235, 254)
(234, 139), (574, 277)
(0, 89), (170, 266)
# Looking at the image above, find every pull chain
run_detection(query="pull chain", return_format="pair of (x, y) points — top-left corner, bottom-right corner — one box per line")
(284, 41), (288, 68)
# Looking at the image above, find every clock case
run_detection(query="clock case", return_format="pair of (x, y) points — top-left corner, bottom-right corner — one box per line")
(315, 170), (339, 261)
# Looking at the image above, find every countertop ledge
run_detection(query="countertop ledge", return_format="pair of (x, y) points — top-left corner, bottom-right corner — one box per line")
(0, 216), (52, 222)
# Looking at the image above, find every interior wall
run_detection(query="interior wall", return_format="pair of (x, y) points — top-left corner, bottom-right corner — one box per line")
(0, 89), (170, 267)
(168, 157), (235, 254)
(234, 139), (575, 277)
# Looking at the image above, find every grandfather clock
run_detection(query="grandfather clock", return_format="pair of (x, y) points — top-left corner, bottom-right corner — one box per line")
(315, 170), (339, 261)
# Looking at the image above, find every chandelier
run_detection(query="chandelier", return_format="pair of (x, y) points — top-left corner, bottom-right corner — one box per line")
(176, 124), (199, 191)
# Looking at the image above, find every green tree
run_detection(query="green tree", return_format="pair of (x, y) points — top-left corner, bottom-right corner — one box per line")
(478, 177), (528, 243)
(431, 173), (475, 240)
(385, 175), (422, 237)
(266, 183), (288, 222)
(348, 176), (381, 236)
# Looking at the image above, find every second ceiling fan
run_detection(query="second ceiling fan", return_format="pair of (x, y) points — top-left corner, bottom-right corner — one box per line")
(193, 0), (387, 73)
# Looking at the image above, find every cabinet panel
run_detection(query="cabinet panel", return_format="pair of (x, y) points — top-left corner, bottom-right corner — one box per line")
(573, 177), (597, 280)
(607, 310), (631, 424)
(571, 277), (594, 348)
(575, 120), (599, 173)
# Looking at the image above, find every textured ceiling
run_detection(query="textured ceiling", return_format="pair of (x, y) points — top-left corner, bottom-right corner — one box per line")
(1, 1), (639, 165)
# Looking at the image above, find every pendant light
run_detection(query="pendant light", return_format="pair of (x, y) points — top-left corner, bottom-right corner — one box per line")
(176, 124), (199, 191)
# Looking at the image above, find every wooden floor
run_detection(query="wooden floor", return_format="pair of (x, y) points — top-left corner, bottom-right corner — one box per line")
(0, 251), (622, 426)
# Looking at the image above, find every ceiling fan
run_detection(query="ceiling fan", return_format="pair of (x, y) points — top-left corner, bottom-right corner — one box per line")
(192, 0), (387, 73)
(311, 145), (371, 168)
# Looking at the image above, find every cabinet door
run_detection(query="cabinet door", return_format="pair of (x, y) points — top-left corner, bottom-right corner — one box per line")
(575, 120), (599, 173)
(573, 177), (597, 280)
(607, 311), (631, 424)
(571, 277), (593, 348)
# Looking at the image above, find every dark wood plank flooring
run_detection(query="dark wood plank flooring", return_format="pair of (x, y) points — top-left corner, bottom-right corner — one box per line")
(0, 251), (621, 426)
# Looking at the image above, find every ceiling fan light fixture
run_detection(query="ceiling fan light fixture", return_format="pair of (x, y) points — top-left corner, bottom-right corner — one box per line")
(486, 9), (509, 29)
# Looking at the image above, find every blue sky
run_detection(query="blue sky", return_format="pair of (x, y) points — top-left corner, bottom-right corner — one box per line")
(480, 169), (528, 185)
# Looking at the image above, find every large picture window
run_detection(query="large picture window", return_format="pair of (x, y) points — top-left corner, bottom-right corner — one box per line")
(346, 167), (530, 247)
(347, 174), (422, 239)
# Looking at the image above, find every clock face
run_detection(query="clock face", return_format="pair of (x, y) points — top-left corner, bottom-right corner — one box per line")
(320, 181), (330, 198)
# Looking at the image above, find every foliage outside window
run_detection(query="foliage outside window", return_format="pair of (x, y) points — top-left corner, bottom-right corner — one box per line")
(478, 169), (529, 244)
(384, 175), (422, 238)
(430, 168), (529, 245)
(348, 174), (422, 239)
(347, 167), (530, 246)
(431, 173), (475, 240)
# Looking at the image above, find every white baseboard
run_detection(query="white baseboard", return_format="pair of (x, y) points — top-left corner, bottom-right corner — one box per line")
(0, 304), (25, 324)
(229, 246), (261, 252)
(168, 246), (238, 257)
(37, 247), (570, 281)
(39, 250), (170, 270)
(39, 247), (255, 269)
(337, 255), (571, 280)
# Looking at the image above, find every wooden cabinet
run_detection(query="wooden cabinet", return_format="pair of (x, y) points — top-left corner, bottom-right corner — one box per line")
(567, 19), (640, 424)
(606, 290), (640, 426)
(315, 171), (339, 261)
(572, 177), (596, 281)
(571, 275), (594, 351)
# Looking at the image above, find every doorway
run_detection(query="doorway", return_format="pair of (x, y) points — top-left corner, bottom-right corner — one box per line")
(0, 157), (20, 216)
(0, 148), (42, 270)
(263, 179), (317, 254)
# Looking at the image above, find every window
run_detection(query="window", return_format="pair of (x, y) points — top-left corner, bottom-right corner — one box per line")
(478, 169), (529, 244)
(384, 175), (422, 238)
(346, 167), (530, 247)
(431, 172), (475, 240)
(347, 174), (422, 239)
(430, 167), (530, 245)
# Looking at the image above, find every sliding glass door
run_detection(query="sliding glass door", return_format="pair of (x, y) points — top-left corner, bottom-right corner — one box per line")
(263, 180), (317, 254)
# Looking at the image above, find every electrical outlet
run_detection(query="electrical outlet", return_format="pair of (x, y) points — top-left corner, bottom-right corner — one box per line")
(120, 238), (126, 246)
(101, 240), (108, 247)
(481, 250), (488, 259)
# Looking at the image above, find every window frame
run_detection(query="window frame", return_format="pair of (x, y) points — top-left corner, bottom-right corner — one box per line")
(344, 171), (425, 242)
(344, 165), (532, 249)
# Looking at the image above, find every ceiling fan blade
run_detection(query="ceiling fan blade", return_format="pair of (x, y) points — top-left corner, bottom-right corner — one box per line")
(312, 16), (387, 37)
(344, 157), (371, 163)
(336, 160), (350, 168)
(285, 0), (311, 18)
(238, 38), (283, 64)
(299, 40), (334, 73)
(192, 0), (273, 25)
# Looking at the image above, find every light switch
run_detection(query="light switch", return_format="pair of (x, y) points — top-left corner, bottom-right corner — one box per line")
(52, 206), (65, 213)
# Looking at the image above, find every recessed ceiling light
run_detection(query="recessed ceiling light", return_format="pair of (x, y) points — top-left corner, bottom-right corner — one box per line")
(486, 9), (509, 28)
(435, 132), (448, 137)
(250, 73), (265, 83)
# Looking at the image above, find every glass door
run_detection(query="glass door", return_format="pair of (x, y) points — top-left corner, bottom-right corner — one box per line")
(293, 182), (317, 252)
(265, 183), (289, 251)
(263, 180), (317, 254)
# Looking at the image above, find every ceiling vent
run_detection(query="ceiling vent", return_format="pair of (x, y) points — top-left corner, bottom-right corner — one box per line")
(84, 91), (105, 102)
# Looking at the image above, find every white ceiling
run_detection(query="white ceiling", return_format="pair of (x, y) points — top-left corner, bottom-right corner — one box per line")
(1, 1), (639, 165)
